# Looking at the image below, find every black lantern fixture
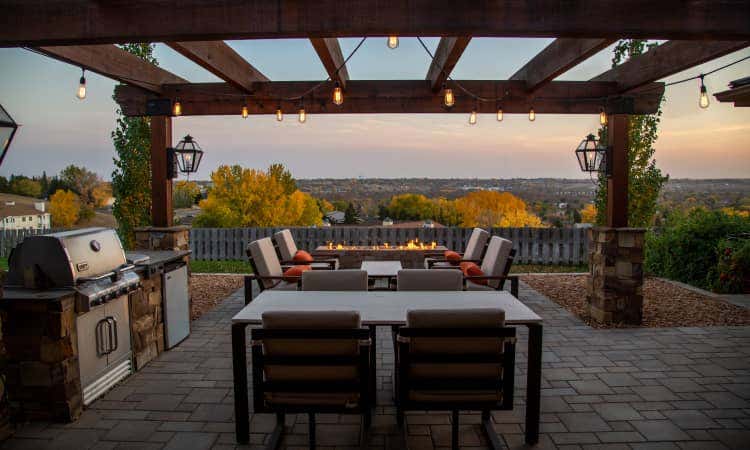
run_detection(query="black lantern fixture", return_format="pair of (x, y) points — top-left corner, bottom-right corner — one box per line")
(0, 103), (18, 168)
(168, 135), (204, 179)
(575, 134), (610, 176)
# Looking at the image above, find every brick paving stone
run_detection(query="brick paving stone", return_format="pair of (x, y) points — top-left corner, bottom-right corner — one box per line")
(592, 403), (643, 421)
(162, 431), (218, 450)
(630, 420), (691, 441)
(699, 392), (750, 409)
(558, 413), (612, 432)
(663, 410), (721, 429)
(103, 420), (160, 442)
(598, 372), (641, 387)
(596, 431), (645, 443)
(632, 385), (682, 402)
(570, 380), (615, 395)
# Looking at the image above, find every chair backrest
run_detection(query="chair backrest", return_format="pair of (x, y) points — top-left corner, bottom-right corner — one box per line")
(302, 269), (368, 291)
(248, 237), (283, 289)
(463, 228), (490, 261)
(480, 236), (514, 289)
(254, 310), (370, 411)
(397, 269), (463, 291)
(397, 308), (515, 409)
(273, 229), (298, 261)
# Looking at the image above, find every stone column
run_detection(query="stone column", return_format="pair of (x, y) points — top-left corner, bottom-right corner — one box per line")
(586, 227), (646, 325)
(134, 226), (190, 251)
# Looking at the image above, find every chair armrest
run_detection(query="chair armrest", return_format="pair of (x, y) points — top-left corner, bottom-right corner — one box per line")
(280, 258), (337, 270)
(311, 253), (340, 260)
(463, 275), (510, 291)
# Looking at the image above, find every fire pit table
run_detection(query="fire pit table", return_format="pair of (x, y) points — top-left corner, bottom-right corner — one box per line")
(314, 242), (448, 269)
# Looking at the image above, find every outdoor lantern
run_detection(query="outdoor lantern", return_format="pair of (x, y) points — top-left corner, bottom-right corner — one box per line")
(575, 134), (609, 175)
(170, 134), (204, 176)
(0, 103), (18, 168)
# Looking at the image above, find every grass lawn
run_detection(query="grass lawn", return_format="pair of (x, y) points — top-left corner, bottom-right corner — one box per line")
(0, 257), (7, 271)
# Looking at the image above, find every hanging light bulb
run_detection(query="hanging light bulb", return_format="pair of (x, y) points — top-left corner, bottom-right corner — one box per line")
(173, 100), (182, 116)
(276, 104), (283, 122)
(76, 68), (86, 100)
(241, 105), (249, 119)
(699, 75), (710, 109)
(298, 99), (306, 123)
(496, 105), (503, 122)
(332, 82), (344, 106)
(443, 84), (455, 107)
(469, 101), (478, 125)
(387, 35), (399, 49)
(599, 107), (608, 126)
(528, 107), (536, 122)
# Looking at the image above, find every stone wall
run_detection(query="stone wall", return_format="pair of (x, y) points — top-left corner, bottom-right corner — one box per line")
(135, 226), (190, 251)
(129, 275), (165, 370)
(586, 227), (646, 325)
(0, 294), (82, 422)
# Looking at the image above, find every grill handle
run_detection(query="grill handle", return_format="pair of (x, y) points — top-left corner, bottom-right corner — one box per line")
(106, 316), (118, 353)
(96, 318), (109, 356)
(78, 264), (136, 283)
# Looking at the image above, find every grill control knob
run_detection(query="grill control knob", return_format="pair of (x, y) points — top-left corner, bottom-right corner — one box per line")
(90, 240), (101, 252)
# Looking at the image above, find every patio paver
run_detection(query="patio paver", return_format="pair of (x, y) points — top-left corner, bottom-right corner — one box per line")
(2, 282), (749, 449)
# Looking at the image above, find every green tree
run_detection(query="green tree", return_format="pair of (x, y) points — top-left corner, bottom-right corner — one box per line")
(111, 43), (156, 248)
(0, 176), (10, 193)
(386, 194), (436, 221)
(60, 164), (101, 205)
(10, 176), (42, 198)
(173, 180), (201, 209)
(594, 40), (669, 227)
(268, 163), (297, 195)
(344, 202), (359, 224)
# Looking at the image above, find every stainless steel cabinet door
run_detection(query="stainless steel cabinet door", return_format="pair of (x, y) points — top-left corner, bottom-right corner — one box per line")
(76, 305), (108, 388)
(104, 295), (132, 364)
(164, 264), (190, 348)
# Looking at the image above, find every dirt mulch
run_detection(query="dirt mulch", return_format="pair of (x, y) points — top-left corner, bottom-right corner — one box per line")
(521, 274), (750, 328)
(190, 274), (244, 320)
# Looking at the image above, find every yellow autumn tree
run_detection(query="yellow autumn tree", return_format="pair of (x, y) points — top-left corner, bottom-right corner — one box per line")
(50, 189), (80, 227)
(454, 191), (543, 228)
(194, 165), (322, 227)
(580, 204), (598, 223)
(173, 180), (201, 208)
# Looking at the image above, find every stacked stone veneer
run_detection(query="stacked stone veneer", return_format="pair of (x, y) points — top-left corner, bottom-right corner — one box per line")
(586, 227), (646, 325)
(0, 293), (82, 422)
(135, 226), (190, 251)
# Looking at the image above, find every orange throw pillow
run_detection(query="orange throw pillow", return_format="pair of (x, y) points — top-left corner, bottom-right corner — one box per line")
(460, 262), (487, 285)
(283, 265), (311, 282)
(444, 250), (461, 265)
(293, 250), (314, 263)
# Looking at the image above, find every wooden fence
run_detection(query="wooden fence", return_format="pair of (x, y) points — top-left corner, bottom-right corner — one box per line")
(189, 227), (590, 265)
(0, 228), (62, 258)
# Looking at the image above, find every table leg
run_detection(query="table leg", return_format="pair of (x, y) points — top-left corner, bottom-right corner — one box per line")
(232, 323), (249, 444)
(369, 325), (377, 403)
(525, 323), (542, 445)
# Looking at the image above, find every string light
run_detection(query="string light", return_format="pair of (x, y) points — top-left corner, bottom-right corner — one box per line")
(599, 107), (608, 125)
(76, 68), (86, 100)
(241, 105), (248, 119)
(469, 101), (478, 125)
(699, 75), (710, 109)
(332, 81), (344, 106)
(443, 83), (455, 107)
(298, 99), (306, 123)
(496, 105), (503, 122)
(276, 104), (283, 121)
(173, 100), (182, 116)
(387, 36), (399, 49)
(528, 107), (536, 122)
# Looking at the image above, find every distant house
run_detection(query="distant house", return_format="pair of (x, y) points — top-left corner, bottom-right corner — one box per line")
(0, 201), (51, 231)
(324, 210), (346, 224)
(382, 217), (394, 226)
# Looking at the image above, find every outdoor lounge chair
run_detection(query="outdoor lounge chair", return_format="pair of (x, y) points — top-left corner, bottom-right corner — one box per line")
(301, 269), (368, 291)
(273, 229), (339, 269)
(244, 237), (301, 303)
(425, 227), (489, 268)
(396, 269), (463, 291)
(394, 308), (516, 450)
(251, 310), (372, 449)
(462, 236), (519, 296)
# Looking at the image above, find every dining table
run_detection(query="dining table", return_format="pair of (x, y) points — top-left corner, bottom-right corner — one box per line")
(231, 290), (543, 445)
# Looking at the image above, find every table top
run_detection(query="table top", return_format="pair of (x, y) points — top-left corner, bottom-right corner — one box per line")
(361, 260), (402, 277)
(232, 291), (542, 326)
(315, 246), (448, 252)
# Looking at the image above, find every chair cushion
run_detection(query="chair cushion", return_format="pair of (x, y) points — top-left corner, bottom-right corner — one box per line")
(459, 262), (486, 285)
(444, 250), (462, 265)
(301, 270), (368, 291)
(397, 269), (462, 291)
(248, 238), (283, 289)
(464, 228), (490, 261)
(273, 229), (298, 261)
(409, 391), (502, 403)
(282, 265), (311, 282)
(292, 249), (314, 263)
(480, 236), (513, 289)
(405, 308), (506, 355)
(265, 392), (360, 408)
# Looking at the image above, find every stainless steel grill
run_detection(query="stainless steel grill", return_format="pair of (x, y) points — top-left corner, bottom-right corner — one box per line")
(5, 227), (140, 311)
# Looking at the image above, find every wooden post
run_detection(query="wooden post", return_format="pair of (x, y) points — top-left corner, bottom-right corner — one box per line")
(150, 116), (173, 227)
(606, 114), (629, 227)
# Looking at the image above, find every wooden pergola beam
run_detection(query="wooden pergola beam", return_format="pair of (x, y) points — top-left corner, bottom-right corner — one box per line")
(114, 80), (664, 116)
(166, 41), (269, 93)
(715, 84), (750, 107)
(511, 38), (615, 92)
(33, 45), (187, 94)
(426, 37), (472, 92)
(309, 38), (349, 89)
(3, 1), (749, 46)
(591, 40), (750, 92)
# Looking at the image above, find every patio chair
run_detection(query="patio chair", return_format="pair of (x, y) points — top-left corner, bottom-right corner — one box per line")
(301, 269), (368, 291)
(425, 227), (489, 268)
(273, 229), (339, 269)
(396, 269), (463, 291)
(394, 308), (516, 450)
(251, 310), (372, 449)
(244, 237), (303, 304)
(461, 236), (519, 296)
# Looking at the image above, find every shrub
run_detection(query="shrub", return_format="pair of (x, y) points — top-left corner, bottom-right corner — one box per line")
(711, 237), (750, 294)
(645, 208), (750, 290)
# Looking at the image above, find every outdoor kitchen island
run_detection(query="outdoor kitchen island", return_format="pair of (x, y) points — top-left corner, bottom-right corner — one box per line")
(0, 229), (191, 423)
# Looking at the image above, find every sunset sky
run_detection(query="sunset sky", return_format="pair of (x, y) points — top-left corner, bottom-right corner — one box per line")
(1, 38), (748, 180)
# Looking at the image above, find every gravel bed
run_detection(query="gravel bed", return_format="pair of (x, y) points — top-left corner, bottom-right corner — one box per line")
(190, 274), (244, 320)
(521, 274), (750, 328)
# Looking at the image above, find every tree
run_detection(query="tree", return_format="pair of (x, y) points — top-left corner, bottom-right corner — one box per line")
(194, 164), (322, 227)
(268, 163), (297, 195)
(386, 194), (436, 221)
(111, 44), (156, 248)
(39, 171), (49, 197)
(10, 177), (42, 198)
(344, 202), (359, 224)
(0, 176), (8, 193)
(91, 183), (113, 208)
(60, 164), (101, 205)
(454, 191), (543, 228)
(594, 40), (669, 227)
(49, 189), (80, 227)
(173, 180), (201, 209)
(580, 204), (598, 224)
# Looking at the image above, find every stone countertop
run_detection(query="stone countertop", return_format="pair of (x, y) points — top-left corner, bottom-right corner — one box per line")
(1, 287), (76, 301)
(126, 250), (191, 268)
